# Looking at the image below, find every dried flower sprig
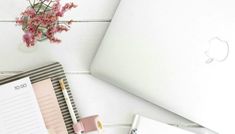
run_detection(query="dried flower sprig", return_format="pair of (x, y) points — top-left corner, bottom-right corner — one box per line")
(16, 0), (77, 47)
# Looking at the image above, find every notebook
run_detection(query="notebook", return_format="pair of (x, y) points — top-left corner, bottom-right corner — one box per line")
(0, 62), (80, 134)
(0, 77), (47, 134)
(129, 115), (194, 134)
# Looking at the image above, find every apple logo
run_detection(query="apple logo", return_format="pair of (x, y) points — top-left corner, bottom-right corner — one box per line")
(205, 37), (229, 64)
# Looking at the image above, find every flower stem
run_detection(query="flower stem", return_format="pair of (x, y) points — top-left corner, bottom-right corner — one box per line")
(35, 23), (41, 35)
(36, 0), (47, 14)
(44, 0), (53, 12)
(28, 0), (33, 8)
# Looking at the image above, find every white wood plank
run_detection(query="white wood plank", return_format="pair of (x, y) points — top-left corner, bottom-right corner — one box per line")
(102, 126), (130, 134)
(0, 0), (120, 21)
(67, 74), (215, 134)
(89, 126), (130, 134)
(0, 22), (109, 72)
(66, 74), (196, 126)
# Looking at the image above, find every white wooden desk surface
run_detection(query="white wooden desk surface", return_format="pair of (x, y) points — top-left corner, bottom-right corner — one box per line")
(0, 1), (215, 133)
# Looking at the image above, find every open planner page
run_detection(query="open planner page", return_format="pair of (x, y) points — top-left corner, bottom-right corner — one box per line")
(0, 77), (47, 134)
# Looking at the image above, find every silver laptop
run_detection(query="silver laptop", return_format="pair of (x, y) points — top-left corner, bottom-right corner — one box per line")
(91, 0), (235, 133)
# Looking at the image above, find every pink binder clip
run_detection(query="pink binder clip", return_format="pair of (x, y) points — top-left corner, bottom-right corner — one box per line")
(73, 115), (103, 134)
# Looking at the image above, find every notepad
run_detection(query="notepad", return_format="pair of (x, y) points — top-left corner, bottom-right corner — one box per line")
(129, 115), (194, 134)
(0, 77), (47, 134)
(0, 63), (80, 133)
(33, 79), (68, 134)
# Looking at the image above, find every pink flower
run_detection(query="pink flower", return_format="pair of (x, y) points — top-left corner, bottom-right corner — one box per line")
(16, 0), (77, 47)
(50, 37), (61, 43)
(27, 25), (36, 33)
(52, 1), (61, 12)
(57, 3), (77, 17)
(37, 31), (42, 39)
(23, 32), (35, 47)
(62, 3), (77, 12)
(16, 17), (24, 25)
(21, 8), (36, 18)
(56, 25), (69, 32)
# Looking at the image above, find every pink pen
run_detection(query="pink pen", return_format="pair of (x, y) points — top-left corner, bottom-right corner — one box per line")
(60, 79), (103, 134)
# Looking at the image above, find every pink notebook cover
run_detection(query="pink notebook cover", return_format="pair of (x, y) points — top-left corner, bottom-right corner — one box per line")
(33, 79), (68, 134)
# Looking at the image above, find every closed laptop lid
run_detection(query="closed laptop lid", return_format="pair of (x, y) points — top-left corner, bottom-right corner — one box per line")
(91, 0), (235, 133)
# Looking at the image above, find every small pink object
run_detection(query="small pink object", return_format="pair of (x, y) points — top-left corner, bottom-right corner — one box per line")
(73, 115), (103, 133)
